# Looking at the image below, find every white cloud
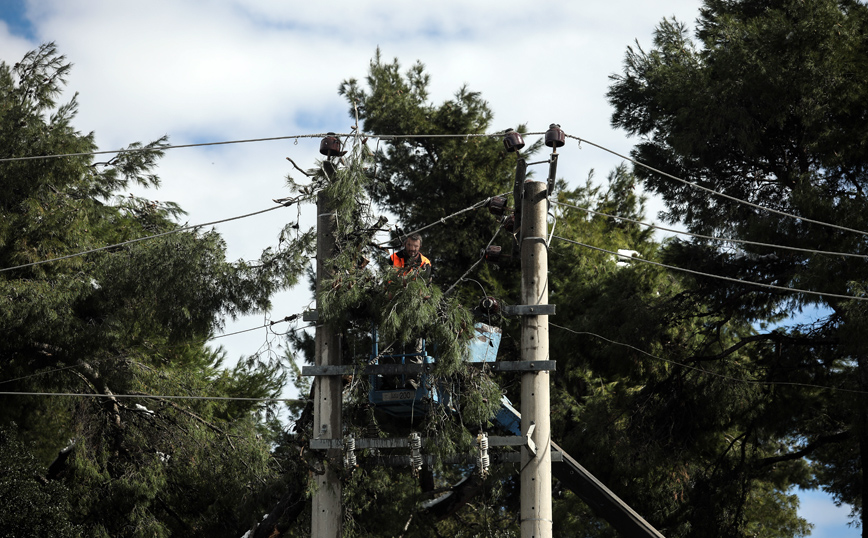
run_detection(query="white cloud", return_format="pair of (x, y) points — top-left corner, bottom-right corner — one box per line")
(2, 0), (702, 395)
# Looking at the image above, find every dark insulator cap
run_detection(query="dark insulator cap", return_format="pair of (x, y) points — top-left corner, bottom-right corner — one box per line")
(479, 296), (500, 315)
(502, 214), (516, 233)
(545, 123), (565, 148)
(502, 129), (525, 152)
(487, 196), (507, 216)
(320, 132), (346, 156)
(484, 245), (502, 263)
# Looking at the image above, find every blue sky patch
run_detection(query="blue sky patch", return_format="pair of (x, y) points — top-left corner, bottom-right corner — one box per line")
(0, 0), (36, 41)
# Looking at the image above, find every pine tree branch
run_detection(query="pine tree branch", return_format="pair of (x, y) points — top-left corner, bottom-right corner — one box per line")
(141, 395), (235, 447)
(688, 331), (838, 362)
(756, 430), (852, 468)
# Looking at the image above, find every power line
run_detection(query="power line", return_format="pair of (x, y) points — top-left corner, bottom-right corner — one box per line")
(208, 319), (313, 341)
(444, 226), (503, 296)
(0, 131), (538, 164)
(4, 123), (867, 246)
(549, 322), (866, 395)
(0, 355), (120, 386)
(6, 123), (866, 244)
(378, 193), (508, 248)
(5, 124), (865, 249)
(0, 321), (315, 388)
(0, 199), (310, 273)
(554, 323), (864, 394)
(0, 391), (305, 403)
(0, 133), (336, 163)
(567, 133), (868, 239)
(551, 235), (868, 302)
(550, 199), (868, 259)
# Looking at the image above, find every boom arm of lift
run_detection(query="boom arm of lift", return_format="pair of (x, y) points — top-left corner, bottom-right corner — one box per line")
(495, 397), (665, 538)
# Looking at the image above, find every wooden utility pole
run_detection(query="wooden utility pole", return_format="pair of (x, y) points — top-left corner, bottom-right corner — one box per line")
(520, 178), (552, 538)
(312, 164), (343, 538)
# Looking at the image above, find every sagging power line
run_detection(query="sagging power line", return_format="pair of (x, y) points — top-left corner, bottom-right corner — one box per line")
(551, 235), (868, 303)
(550, 323), (867, 395)
(551, 199), (868, 259)
(0, 197), (311, 273)
(5, 126), (866, 244)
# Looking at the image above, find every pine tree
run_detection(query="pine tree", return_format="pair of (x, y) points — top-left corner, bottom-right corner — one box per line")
(0, 43), (314, 537)
(335, 50), (815, 537)
(608, 0), (868, 532)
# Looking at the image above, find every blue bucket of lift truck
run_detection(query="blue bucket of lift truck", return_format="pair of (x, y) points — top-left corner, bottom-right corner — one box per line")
(466, 323), (502, 363)
(368, 353), (443, 417)
(369, 323), (502, 418)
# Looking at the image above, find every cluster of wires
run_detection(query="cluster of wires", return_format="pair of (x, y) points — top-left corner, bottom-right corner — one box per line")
(4, 126), (868, 401)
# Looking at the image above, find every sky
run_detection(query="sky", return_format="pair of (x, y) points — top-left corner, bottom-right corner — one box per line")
(0, 0), (859, 535)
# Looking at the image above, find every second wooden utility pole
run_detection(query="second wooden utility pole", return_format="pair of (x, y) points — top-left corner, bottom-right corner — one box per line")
(520, 179), (552, 538)
(312, 168), (343, 538)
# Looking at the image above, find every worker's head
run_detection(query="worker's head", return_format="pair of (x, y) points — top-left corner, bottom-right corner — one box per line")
(404, 234), (422, 258)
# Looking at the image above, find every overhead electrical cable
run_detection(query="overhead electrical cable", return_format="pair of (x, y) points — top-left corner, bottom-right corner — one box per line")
(5, 125), (863, 241)
(0, 199), (310, 273)
(0, 355), (121, 386)
(208, 319), (313, 341)
(0, 131), (543, 164)
(0, 133), (337, 163)
(0, 321), (314, 387)
(551, 199), (868, 259)
(378, 192), (509, 247)
(549, 322), (866, 395)
(0, 391), (305, 403)
(444, 226), (503, 296)
(566, 133), (868, 238)
(551, 235), (868, 302)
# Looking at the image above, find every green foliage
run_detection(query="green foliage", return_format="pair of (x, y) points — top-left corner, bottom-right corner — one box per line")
(607, 0), (868, 532)
(0, 425), (80, 538)
(340, 48), (543, 298)
(0, 44), (313, 537)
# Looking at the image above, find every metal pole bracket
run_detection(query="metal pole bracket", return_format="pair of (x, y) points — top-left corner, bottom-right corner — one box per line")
(502, 304), (556, 317)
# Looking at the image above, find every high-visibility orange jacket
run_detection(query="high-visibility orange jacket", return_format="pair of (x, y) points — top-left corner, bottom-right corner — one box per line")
(389, 250), (431, 272)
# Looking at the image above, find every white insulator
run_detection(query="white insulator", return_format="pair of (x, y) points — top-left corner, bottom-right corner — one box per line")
(345, 436), (357, 469)
(477, 433), (489, 451)
(477, 432), (490, 476)
(409, 432), (422, 451)
(409, 432), (423, 475)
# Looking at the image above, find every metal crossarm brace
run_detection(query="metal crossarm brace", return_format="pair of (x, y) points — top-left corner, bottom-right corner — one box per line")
(301, 361), (556, 376)
(503, 304), (556, 316)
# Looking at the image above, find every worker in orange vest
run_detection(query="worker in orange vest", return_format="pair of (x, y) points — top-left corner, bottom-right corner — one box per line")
(383, 233), (431, 390)
(389, 233), (431, 275)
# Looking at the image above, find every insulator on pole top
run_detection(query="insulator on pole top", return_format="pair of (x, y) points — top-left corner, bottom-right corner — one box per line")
(487, 195), (507, 216)
(502, 128), (525, 153)
(319, 132), (346, 157)
(545, 123), (565, 148)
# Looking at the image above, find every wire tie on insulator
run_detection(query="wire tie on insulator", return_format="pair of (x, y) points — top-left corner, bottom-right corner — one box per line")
(409, 432), (423, 476)
(477, 432), (490, 477)
(294, 138), (298, 145)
